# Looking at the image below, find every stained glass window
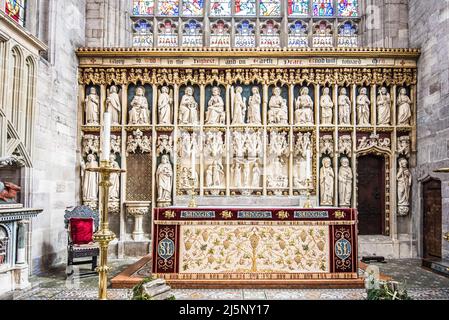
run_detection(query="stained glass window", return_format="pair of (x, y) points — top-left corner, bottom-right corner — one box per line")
(260, 0), (281, 16)
(133, 19), (153, 47)
(288, 20), (309, 47)
(337, 21), (357, 47)
(210, 0), (232, 16)
(210, 20), (231, 47)
(235, 0), (257, 16)
(338, 0), (358, 17)
(158, 0), (180, 16)
(288, 0), (309, 16)
(182, 20), (203, 46)
(158, 20), (178, 46)
(182, 0), (204, 16)
(5, 0), (26, 26)
(235, 20), (255, 47)
(312, 0), (334, 17)
(260, 20), (280, 47)
(133, 0), (154, 15)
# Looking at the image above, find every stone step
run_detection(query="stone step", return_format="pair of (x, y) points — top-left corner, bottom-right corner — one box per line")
(422, 258), (449, 278)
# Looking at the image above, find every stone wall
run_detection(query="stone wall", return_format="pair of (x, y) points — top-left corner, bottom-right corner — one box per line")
(30, 0), (86, 273)
(408, 0), (449, 259)
(85, 0), (131, 47)
(362, 0), (410, 48)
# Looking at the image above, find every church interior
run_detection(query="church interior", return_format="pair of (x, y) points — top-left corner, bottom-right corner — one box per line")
(0, 0), (448, 301)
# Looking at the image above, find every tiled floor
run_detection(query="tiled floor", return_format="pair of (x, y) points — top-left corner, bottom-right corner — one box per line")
(3, 259), (449, 300)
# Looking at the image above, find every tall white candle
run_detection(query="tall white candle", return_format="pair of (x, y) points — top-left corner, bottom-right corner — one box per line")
(102, 112), (111, 161)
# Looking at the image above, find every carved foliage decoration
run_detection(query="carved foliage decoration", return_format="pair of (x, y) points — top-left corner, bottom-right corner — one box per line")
(79, 67), (418, 87)
(127, 129), (152, 155)
(338, 135), (352, 156)
(357, 133), (391, 154)
(319, 135), (334, 156)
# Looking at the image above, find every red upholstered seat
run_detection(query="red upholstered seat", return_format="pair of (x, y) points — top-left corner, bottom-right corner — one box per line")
(70, 218), (94, 245)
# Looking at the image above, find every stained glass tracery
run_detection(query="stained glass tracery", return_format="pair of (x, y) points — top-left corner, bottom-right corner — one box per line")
(235, 0), (257, 16)
(288, 0), (309, 16)
(133, 0), (155, 15)
(260, 0), (281, 16)
(210, 0), (232, 16)
(158, 0), (180, 16)
(312, 0), (334, 17)
(338, 0), (358, 17)
(182, 0), (204, 16)
(5, 0), (26, 26)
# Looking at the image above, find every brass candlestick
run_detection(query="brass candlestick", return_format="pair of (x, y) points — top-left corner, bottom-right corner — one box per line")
(87, 160), (125, 300)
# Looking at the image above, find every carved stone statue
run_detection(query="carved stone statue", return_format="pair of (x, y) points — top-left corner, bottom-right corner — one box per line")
(377, 87), (391, 125)
(338, 157), (353, 207)
(295, 87), (314, 125)
(156, 135), (173, 157)
(294, 132), (312, 188)
(180, 167), (198, 188)
(397, 88), (412, 126)
(85, 87), (99, 125)
(206, 86), (225, 125)
(109, 154), (120, 201)
(205, 131), (224, 158)
(158, 86), (173, 125)
(156, 155), (173, 203)
(231, 87), (246, 125)
(320, 87), (333, 125)
(179, 87), (199, 125)
(248, 87), (262, 125)
(252, 162), (261, 188)
(233, 131), (246, 158)
(83, 154), (98, 202)
(397, 158), (412, 216)
(357, 87), (371, 125)
(338, 88), (351, 125)
(107, 86), (121, 125)
(268, 87), (288, 125)
(242, 160), (251, 188)
(397, 136), (410, 158)
(338, 135), (352, 156)
(207, 160), (224, 187)
(320, 157), (334, 206)
(233, 162), (242, 188)
(129, 86), (150, 125)
(246, 130), (263, 158)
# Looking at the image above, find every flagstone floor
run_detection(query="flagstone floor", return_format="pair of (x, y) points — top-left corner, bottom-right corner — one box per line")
(2, 259), (448, 300)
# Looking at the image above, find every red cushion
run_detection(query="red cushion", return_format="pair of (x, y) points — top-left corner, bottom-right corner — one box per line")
(70, 218), (94, 245)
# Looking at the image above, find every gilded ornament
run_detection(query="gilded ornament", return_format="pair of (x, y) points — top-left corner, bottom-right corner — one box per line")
(163, 210), (176, 219)
(276, 211), (289, 220)
(220, 210), (233, 219)
(335, 211), (346, 219)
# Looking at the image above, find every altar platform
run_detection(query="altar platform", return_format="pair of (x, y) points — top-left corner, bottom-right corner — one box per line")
(112, 207), (364, 289)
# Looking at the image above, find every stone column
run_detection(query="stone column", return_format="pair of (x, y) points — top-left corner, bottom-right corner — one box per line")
(126, 202), (151, 241)
(16, 220), (28, 265)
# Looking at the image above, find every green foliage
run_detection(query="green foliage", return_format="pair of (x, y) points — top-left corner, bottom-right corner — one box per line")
(366, 281), (413, 300)
(132, 277), (154, 300)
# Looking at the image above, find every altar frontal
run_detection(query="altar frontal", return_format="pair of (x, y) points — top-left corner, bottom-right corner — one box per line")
(152, 207), (357, 286)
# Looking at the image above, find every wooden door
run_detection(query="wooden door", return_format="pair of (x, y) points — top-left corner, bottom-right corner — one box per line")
(423, 179), (442, 259)
(357, 155), (385, 235)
